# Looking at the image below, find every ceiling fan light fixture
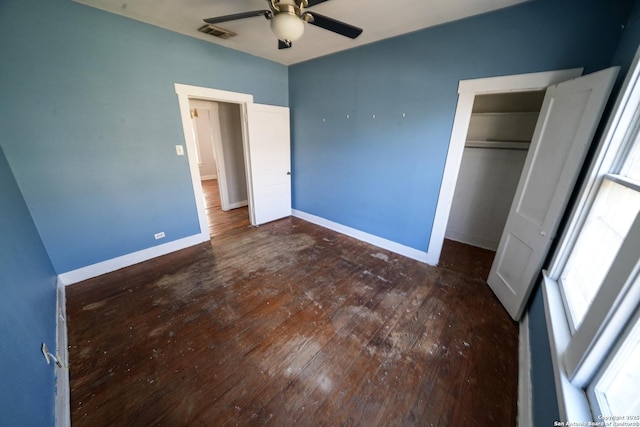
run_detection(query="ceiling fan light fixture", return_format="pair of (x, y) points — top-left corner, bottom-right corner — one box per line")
(270, 12), (305, 42)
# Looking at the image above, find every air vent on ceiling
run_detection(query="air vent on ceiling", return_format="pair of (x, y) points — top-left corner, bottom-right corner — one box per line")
(198, 24), (237, 39)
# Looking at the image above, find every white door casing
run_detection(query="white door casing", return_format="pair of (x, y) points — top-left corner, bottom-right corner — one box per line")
(244, 103), (292, 225)
(487, 67), (619, 320)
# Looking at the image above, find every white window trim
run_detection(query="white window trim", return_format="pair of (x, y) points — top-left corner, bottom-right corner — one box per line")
(544, 217), (640, 421)
(564, 208), (640, 387)
(542, 45), (640, 422)
(587, 303), (640, 416)
(543, 274), (593, 421)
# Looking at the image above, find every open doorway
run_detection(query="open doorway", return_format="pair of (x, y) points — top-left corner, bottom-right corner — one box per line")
(440, 91), (545, 279)
(175, 84), (253, 241)
(188, 99), (251, 237)
(176, 83), (293, 237)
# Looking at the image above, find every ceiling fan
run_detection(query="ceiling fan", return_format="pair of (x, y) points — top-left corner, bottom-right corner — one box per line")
(203, 0), (363, 49)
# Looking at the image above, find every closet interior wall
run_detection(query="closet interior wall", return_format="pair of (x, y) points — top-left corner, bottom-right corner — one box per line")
(445, 91), (545, 251)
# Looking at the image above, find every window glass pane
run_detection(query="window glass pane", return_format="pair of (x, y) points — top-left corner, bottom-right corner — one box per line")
(560, 179), (640, 330)
(589, 310), (640, 419)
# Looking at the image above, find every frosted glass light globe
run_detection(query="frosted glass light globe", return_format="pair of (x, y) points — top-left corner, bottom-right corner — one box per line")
(270, 12), (305, 42)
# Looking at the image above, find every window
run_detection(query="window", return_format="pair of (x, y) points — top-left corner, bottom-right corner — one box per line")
(560, 177), (640, 331)
(588, 306), (640, 419)
(543, 46), (640, 423)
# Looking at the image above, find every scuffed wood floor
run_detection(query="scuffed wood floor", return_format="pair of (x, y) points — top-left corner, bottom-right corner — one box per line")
(66, 218), (517, 426)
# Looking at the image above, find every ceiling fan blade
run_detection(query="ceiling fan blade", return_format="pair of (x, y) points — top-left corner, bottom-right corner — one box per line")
(278, 40), (292, 49)
(306, 0), (330, 6)
(203, 10), (270, 25)
(306, 12), (362, 39)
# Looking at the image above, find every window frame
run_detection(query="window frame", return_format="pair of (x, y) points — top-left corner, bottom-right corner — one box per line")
(587, 303), (640, 418)
(543, 45), (640, 422)
(563, 212), (640, 387)
(558, 174), (640, 333)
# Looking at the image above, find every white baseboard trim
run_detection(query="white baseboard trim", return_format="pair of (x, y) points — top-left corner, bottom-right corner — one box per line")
(518, 311), (533, 427)
(292, 209), (429, 264)
(227, 200), (248, 210)
(58, 233), (210, 285)
(55, 278), (70, 427)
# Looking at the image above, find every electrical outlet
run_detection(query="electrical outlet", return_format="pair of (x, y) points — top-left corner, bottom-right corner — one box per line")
(154, 232), (165, 240)
(175, 145), (184, 156)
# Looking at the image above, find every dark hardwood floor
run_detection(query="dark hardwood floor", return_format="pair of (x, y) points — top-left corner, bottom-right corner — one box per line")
(203, 179), (250, 238)
(66, 198), (515, 426)
(439, 239), (496, 281)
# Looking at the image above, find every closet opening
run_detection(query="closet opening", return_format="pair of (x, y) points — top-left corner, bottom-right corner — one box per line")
(441, 90), (545, 278)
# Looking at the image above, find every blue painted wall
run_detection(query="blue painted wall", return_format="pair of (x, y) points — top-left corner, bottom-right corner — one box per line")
(1, 0), (638, 423)
(0, 0), (288, 273)
(611, 0), (640, 77)
(0, 147), (57, 426)
(289, 0), (632, 252)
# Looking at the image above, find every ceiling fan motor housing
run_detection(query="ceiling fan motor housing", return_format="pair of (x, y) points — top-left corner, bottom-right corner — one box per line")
(270, 0), (306, 42)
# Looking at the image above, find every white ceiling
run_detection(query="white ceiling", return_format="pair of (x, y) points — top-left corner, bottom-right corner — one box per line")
(73, 0), (530, 65)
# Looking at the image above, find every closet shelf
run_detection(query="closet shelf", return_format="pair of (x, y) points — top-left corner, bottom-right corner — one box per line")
(465, 140), (530, 150)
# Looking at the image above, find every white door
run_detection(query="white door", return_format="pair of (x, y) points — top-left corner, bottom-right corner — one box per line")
(487, 67), (619, 320)
(244, 103), (292, 225)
